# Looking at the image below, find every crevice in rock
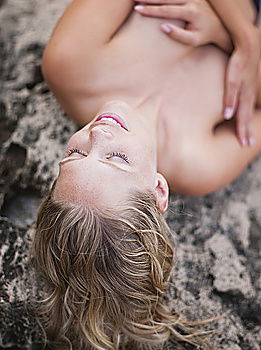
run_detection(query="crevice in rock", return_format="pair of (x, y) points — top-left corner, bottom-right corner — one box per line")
(213, 291), (261, 330)
(238, 335), (251, 350)
(0, 143), (27, 200)
(0, 0), (6, 8)
(25, 64), (43, 90)
(0, 100), (18, 148)
(1, 187), (41, 228)
(249, 218), (261, 253)
(0, 301), (43, 349)
(18, 42), (45, 90)
(0, 30), (16, 82)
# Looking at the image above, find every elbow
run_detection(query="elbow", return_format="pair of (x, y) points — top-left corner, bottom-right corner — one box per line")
(41, 45), (58, 89)
(41, 42), (75, 92)
(168, 165), (227, 197)
(170, 180), (218, 197)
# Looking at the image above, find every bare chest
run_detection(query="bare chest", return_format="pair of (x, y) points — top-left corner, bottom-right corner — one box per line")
(82, 13), (228, 181)
(87, 13), (227, 132)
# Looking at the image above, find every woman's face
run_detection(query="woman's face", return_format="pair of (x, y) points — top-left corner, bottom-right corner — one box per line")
(54, 101), (160, 208)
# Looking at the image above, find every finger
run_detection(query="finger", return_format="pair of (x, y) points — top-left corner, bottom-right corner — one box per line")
(236, 94), (255, 146)
(241, 94), (255, 146)
(224, 60), (241, 121)
(133, 0), (186, 4)
(247, 122), (255, 146)
(134, 5), (192, 21)
(161, 23), (199, 46)
(236, 105), (248, 147)
(236, 120), (247, 147)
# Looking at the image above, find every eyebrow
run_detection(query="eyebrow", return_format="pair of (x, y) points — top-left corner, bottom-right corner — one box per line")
(98, 159), (132, 173)
(59, 156), (133, 173)
(59, 157), (84, 166)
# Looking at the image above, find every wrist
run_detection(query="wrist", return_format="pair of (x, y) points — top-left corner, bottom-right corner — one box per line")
(233, 24), (260, 51)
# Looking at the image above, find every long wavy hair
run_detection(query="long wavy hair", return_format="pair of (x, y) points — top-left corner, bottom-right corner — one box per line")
(32, 185), (212, 350)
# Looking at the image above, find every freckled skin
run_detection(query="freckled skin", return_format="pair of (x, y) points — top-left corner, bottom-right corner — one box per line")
(54, 101), (169, 211)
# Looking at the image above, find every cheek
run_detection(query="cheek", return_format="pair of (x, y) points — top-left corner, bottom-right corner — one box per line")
(139, 142), (155, 159)
(129, 137), (155, 163)
(135, 148), (155, 175)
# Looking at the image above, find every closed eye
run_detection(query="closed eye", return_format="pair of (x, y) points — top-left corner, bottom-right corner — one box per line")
(67, 148), (88, 157)
(67, 149), (130, 164)
(107, 152), (129, 163)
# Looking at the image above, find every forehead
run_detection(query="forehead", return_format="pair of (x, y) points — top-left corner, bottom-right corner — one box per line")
(53, 160), (138, 208)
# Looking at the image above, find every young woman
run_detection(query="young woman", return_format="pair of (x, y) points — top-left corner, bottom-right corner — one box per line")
(42, 0), (261, 198)
(33, 1), (261, 349)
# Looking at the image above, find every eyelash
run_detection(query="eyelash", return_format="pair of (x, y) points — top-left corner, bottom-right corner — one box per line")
(67, 148), (129, 163)
(108, 152), (129, 163)
(67, 148), (88, 157)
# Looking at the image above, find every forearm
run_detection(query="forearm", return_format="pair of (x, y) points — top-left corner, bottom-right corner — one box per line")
(208, 0), (258, 47)
(257, 63), (261, 107)
(203, 0), (255, 53)
(208, 0), (255, 54)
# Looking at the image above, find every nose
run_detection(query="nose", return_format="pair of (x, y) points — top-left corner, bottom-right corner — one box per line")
(90, 126), (113, 141)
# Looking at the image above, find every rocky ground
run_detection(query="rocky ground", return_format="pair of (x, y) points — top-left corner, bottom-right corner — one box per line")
(0, 1), (260, 349)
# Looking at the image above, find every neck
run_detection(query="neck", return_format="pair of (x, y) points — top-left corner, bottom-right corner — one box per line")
(136, 95), (161, 134)
(127, 93), (167, 171)
(97, 93), (167, 171)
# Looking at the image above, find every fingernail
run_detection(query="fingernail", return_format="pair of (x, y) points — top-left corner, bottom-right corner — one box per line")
(134, 5), (144, 11)
(248, 136), (255, 146)
(161, 24), (172, 33)
(224, 107), (234, 120)
(241, 137), (247, 146)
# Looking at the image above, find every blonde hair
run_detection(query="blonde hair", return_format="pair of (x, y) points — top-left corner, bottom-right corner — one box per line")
(33, 186), (212, 349)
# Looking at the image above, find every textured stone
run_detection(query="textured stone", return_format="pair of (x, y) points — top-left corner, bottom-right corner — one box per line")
(205, 234), (254, 298)
(220, 201), (250, 249)
(0, 0), (260, 349)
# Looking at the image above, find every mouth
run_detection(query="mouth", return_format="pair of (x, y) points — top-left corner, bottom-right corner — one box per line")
(94, 113), (129, 131)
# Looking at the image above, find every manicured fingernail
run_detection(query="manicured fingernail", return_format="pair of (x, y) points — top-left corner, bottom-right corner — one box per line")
(241, 137), (247, 146)
(248, 136), (255, 146)
(224, 107), (234, 120)
(161, 24), (172, 33)
(134, 5), (144, 11)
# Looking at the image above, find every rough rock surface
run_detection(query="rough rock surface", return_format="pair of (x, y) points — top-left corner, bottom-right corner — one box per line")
(0, 1), (260, 349)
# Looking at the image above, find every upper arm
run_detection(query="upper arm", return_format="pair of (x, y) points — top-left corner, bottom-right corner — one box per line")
(45, 0), (133, 49)
(167, 110), (261, 196)
(206, 112), (261, 191)
(42, 0), (133, 99)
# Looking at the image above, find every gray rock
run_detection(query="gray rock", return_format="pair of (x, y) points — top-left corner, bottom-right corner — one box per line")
(220, 201), (250, 249)
(205, 233), (254, 298)
(0, 0), (260, 349)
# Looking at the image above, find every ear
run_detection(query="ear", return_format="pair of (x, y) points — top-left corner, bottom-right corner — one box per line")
(154, 173), (169, 213)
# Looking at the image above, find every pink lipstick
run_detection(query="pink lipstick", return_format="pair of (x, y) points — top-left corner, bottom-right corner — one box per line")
(95, 113), (129, 131)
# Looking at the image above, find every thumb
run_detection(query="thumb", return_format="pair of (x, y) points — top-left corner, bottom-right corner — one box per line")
(160, 23), (198, 46)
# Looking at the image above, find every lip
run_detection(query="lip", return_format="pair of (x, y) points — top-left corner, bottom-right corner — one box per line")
(94, 113), (129, 131)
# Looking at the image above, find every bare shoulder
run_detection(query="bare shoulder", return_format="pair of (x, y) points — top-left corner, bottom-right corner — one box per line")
(41, 0), (133, 121)
(160, 137), (220, 196)
(163, 109), (261, 196)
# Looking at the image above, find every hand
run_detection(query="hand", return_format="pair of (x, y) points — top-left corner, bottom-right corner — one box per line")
(224, 28), (260, 146)
(133, 0), (232, 52)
